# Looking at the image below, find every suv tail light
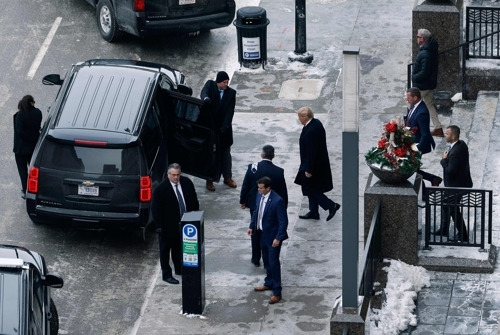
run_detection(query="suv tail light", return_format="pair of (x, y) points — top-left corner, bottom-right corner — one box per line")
(133, 0), (145, 11)
(140, 176), (151, 202)
(28, 167), (39, 194)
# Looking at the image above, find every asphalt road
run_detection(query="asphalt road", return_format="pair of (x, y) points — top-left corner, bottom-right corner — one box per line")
(0, 1), (254, 334)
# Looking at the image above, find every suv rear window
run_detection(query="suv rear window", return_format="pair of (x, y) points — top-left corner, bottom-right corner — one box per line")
(40, 140), (140, 175)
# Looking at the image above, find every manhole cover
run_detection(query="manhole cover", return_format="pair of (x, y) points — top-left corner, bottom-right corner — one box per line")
(278, 79), (323, 100)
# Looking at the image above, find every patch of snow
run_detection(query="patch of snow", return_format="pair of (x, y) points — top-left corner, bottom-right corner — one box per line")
(369, 259), (431, 335)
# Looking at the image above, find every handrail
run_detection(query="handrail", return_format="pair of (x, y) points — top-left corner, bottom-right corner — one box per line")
(358, 199), (381, 296)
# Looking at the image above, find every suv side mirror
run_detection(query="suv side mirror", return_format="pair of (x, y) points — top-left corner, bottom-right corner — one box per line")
(177, 84), (193, 96)
(44, 273), (64, 288)
(42, 74), (63, 86)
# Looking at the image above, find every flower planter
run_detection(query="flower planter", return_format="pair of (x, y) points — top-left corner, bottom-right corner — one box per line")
(368, 164), (417, 185)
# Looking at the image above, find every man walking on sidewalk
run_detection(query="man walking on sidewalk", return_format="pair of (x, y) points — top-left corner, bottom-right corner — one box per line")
(294, 106), (340, 221)
(412, 28), (444, 137)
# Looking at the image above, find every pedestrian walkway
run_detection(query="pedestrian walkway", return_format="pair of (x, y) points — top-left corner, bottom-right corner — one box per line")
(133, 0), (500, 334)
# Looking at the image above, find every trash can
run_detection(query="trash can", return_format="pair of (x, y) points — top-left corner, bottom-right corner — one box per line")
(233, 6), (270, 69)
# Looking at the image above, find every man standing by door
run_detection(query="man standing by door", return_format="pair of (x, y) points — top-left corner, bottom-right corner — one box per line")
(201, 71), (237, 192)
(152, 163), (199, 284)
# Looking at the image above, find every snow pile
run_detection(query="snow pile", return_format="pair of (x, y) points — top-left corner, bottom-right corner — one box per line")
(369, 259), (431, 335)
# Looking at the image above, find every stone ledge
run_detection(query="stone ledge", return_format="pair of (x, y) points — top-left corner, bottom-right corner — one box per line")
(417, 244), (497, 273)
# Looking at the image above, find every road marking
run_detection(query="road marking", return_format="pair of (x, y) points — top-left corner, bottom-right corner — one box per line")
(129, 261), (161, 335)
(27, 17), (62, 80)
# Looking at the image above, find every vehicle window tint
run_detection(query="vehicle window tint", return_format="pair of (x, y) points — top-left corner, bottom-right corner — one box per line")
(174, 100), (200, 122)
(1, 272), (22, 334)
(40, 140), (140, 175)
(29, 268), (43, 335)
(140, 106), (162, 169)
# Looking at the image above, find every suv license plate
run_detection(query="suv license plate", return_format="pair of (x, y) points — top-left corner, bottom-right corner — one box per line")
(179, 0), (195, 4)
(78, 185), (99, 196)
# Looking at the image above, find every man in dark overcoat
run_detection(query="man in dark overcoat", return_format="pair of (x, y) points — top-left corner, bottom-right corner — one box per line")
(151, 163), (199, 284)
(294, 106), (340, 221)
(200, 71), (237, 192)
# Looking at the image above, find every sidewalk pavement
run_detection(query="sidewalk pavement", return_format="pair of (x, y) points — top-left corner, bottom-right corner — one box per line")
(134, 0), (500, 334)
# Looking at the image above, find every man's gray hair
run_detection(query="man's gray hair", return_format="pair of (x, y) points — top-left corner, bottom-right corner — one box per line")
(418, 28), (431, 41)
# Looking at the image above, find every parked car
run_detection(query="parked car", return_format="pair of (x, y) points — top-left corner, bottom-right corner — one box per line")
(0, 244), (63, 335)
(26, 59), (220, 231)
(84, 0), (236, 42)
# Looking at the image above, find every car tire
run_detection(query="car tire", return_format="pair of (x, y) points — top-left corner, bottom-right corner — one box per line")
(49, 298), (59, 335)
(96, 0), (123, 42)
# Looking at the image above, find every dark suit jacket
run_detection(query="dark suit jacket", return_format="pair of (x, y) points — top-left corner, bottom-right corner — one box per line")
(200, 80), (236, 149)
(440, 140), (473, 188)
(151, 176), (199, 232)
(249, 190), (288, 245)
(13, 107), (42, 155)
(239, 160), (288, 212)
(405, 101), (435, 154)
(294, 118), (333, 195)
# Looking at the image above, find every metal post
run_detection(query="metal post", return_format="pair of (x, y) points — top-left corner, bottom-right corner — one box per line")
(289, 0), (313, 63)
(342, 46), (360, 309)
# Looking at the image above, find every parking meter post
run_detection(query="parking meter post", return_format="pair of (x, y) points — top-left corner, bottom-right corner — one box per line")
(233, 6), (270, 69)
(181, 211), (205, 315)
(289, 0), (313, 64)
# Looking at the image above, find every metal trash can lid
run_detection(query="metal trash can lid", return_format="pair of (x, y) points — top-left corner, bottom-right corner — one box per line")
(237, 6), (267, 22)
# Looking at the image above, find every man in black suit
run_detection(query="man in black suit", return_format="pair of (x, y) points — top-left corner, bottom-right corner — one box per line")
(201, 71), (237, 192)
(248, 177), (288, 304)
(435, 126), (472, 242)
(151, 163), (199, 284)
(240, 145), (288, 267)
(404, 87), (442, 189)
(294, 106), (340, 221)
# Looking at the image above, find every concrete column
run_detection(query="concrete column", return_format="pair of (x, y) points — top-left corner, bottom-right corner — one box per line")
(364, 175), (422, 265)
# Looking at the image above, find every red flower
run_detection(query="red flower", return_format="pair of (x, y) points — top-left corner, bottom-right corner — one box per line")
(377, 138), (387, 149)
(385, 122), (397, 133)
(394, 147), (407, 157)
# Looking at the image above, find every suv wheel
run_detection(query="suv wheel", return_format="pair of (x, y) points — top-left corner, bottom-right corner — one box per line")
(49, 298), (59, 335)
(96, 0), (123, 42)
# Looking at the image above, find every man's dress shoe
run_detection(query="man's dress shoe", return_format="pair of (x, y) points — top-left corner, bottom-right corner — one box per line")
(431, 128), (444, 137)
(254, 285), (272, 292)
(251, 260), (261, 267)
(269, 295), (282, 304)
(206, 181), (215, 192)
(163, 276), (179, 284)
(327, 203), (341, 221)
(299, 212), (320, 220)
(223, 178), (237, 188)
(434, 227), (449, 236)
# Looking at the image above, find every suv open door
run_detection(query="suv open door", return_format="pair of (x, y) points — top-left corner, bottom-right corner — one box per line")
(162, 90), (221, 182)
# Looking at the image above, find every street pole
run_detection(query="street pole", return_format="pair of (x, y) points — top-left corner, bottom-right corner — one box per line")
(341, 46), (360, 309)
(289, 0), (313, 63)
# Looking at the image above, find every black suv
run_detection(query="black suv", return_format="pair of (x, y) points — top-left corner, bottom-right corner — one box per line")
(26, 59), (219, 229)
(0, 244), (63, 335)
(84, 0), (236, 42)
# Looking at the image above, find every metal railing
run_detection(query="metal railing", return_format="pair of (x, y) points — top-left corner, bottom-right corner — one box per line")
(358, 199), (382, 297)
(423, 187), (493, 250)
(466, 7), (500, 59)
